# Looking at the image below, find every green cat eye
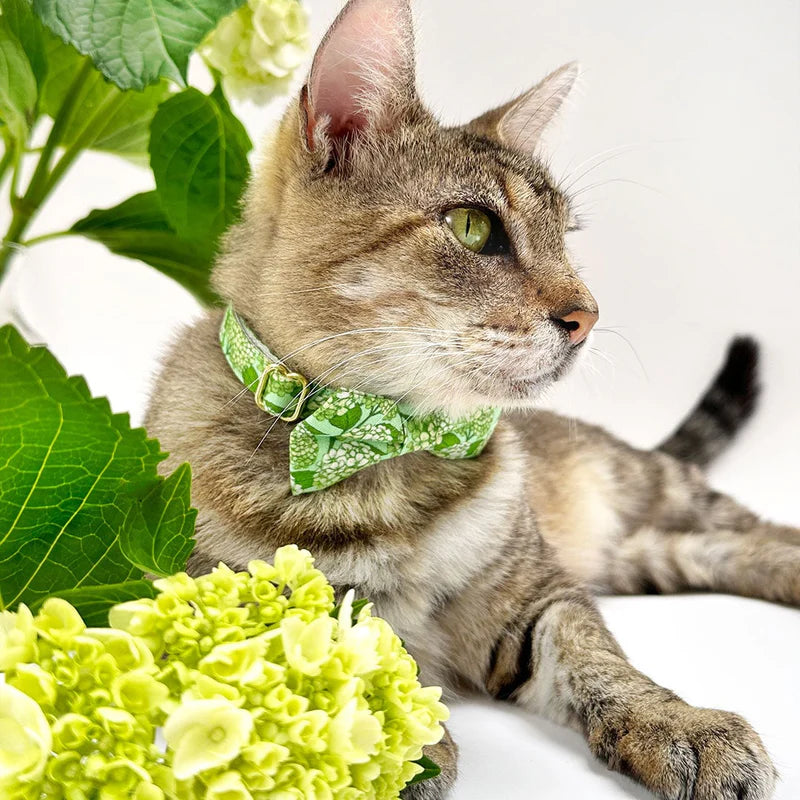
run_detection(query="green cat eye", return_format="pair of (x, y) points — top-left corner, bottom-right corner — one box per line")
(445, 207), (492, 253)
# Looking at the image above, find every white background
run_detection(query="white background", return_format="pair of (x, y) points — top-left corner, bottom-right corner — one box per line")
(2, 0), (799, 797)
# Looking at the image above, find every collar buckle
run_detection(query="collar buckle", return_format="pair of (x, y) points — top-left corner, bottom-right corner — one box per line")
(255, 364), (310, 422)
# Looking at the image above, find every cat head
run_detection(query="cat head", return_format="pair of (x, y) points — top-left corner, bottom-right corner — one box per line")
(214, 0), (597, 415)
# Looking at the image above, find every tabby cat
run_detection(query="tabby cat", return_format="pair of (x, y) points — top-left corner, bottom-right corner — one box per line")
(146, 1), (799, 797)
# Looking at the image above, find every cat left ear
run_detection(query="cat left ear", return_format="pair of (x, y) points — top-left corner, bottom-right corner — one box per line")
(468, 62), (579, 157)
(301, 0), (416, 157)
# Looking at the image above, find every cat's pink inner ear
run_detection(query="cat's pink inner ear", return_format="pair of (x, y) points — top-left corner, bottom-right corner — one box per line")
(306, 0), (414, 144)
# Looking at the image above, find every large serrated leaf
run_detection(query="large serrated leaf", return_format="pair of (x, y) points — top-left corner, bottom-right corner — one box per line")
(71, 191), (218, 304)
(149, 86), (252, 246)
(0, 17), (37, 143)
(0, 325), (170, 610)
(1, 0), (47, 93)
(120, 463), (196, 578)
(41, 30), (170, 157)
(32, 580), (158, 626)
(32, 0), (246, 91)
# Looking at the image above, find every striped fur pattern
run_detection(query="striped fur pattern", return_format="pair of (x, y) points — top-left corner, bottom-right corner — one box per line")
(145, 2), (794, 797)
(658, 337), (761, 468)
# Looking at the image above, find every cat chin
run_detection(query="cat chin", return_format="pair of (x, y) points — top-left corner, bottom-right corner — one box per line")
(398, 369), (566, 416)
(447, 349), (581, 410)
(480, 374), (562, 409)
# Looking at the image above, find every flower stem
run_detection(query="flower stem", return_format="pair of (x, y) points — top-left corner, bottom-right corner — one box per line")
(0, 137), (14, 187)
(47, 90), (128, 194)
(0, 59), (94, 283)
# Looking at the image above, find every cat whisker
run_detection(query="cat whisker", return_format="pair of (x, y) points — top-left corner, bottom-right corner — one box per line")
(302, 341), (458, 403)
(348, 349), (466, 403)
(217, 379), (261, 412)
(276, 326), (458, 368)
(588, 346), (615, 369)
(248, 410), (289, 463)
(560, 139), (682, 194)
(314, 344), (489, 411)
(313, 340), (491, 413)
(392, 350), (488, 410)
(561, 142), (641, 181)
(569, 177), (667, 201)
(560, 144), (649, 194)
(579, 351), (608, 392)
(593, 327), (648, 380)
(344, 351), (442, 395)
(562, 155), (636, 196)
(427, 342), (522, 403)
(388, 334), (465, 406)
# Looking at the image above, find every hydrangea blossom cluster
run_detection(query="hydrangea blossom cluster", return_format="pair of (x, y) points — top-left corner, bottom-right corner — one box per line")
(200, 0), (310, 104)
(0, 546), (448, 799)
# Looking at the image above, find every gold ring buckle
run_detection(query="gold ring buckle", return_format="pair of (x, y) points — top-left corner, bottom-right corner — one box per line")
(255, 363), (310, 422)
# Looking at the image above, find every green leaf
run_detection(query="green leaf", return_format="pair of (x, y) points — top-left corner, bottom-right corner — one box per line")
(41, 31), (169, 157)
(39, 30), (83, 112)
(150, 86), (252, 246)
(0, 325), (167, 610)
(0, 17), (36, 143)
(406, 755), (442, 786)
(351, 597), (369, 618)
(120, 463), (196, 578)
(32, 0), (247, 91)
(331, 597), (370, 623)
(31, 580), (158, 626)
(1, 0), (47, 93)
(71, 191), (219, 304)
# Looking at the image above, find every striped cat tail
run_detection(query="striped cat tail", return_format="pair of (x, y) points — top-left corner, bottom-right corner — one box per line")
(657, 337), (761, 468)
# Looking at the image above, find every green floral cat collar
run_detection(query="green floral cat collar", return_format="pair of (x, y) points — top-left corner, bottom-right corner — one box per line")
(220, 304), (310, 422)
(219, 305), (502, 495)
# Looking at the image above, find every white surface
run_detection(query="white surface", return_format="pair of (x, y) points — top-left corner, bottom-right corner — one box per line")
(1, 0), (798, 798)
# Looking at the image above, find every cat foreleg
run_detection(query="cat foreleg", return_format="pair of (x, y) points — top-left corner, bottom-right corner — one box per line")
(445, 540), (777, 800)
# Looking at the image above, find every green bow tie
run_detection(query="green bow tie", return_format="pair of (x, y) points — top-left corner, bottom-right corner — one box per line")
(219, 305), (501, 495)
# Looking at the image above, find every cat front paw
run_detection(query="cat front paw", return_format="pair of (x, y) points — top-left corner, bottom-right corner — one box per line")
(595, 702), (777, 800)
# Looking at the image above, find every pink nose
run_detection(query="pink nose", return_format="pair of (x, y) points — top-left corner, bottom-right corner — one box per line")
(555, 309), (599, 345)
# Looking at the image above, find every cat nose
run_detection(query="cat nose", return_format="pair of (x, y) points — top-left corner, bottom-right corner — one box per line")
(552, 308), (598, 345)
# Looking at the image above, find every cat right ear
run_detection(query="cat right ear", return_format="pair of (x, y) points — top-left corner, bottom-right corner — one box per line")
(467, 62), (580, 158)
(301, 0), (416, 163)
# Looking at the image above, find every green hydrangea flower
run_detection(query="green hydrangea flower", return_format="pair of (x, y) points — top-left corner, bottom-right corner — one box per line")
(0, 683), (52, 792)
(200, 0), (310, 104)
(165, 698), (255, 780)
(0, 604), (37, 670)
(0, 546), (448, 799)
